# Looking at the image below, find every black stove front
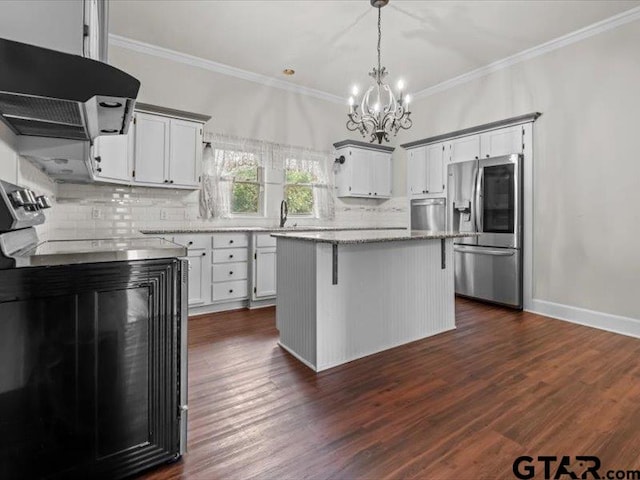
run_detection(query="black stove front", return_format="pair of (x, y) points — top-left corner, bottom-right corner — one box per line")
(0, 180), (187, 479)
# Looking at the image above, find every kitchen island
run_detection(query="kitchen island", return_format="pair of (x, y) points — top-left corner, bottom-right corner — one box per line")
(271, 230), (476, 372)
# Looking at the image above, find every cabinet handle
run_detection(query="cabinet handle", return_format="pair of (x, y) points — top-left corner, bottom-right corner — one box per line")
(170, 180), (174, 184)
(164, 180), (168, 183)
(475, 156), (479, 160)
(229, 271), (233, 275)
(188, 241), (193, 246)
(229, 289), (234, 293)
(486, 154), (490, 158)
(201, 252), (206, 256)
(229, 240), (234, 244)
(229, 254), (234, 259)
(94, 156), (101, 163)
(96, 167), (102, 173)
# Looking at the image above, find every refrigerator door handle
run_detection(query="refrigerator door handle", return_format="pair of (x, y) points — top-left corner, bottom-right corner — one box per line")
(474, 166), (484, 233)
(454, 246), (515, 256)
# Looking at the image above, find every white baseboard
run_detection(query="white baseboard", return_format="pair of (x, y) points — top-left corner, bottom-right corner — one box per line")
(528, 299), (640, 339)
(277, 341), (318, 372)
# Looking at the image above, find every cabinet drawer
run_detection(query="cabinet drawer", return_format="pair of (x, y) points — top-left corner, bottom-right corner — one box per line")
(256, 233), (277, 248)
(212, 233), (248, 249)
(212, 280), (248, 302)
(212, 262), (248, 282)
(172, 234), (211, 250)
(212, 248), (248, 264)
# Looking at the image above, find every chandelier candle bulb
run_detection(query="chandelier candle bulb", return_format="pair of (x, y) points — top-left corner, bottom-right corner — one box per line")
(345, 0), (413, 144)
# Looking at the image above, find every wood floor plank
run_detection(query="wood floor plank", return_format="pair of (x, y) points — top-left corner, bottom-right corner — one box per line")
(141, 298), (640, 480)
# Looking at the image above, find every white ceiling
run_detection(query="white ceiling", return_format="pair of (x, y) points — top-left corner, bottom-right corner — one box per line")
(110, 0), (640, 99)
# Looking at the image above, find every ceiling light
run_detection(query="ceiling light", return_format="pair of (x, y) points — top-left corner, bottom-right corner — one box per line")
(283, 68), (295, 76)
(346, 0), (412, 144)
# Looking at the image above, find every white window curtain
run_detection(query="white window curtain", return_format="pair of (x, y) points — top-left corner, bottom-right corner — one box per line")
(200, 133), (335, 220)
(275, 145), (335, 220)
(200, 134), (268, 218)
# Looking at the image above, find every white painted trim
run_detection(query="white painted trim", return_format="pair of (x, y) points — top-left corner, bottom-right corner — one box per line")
(278, 341), (318, 372)
(528, 299), (640, 340)
(414, 6), (640, 100)
(109, 7), (640, 106)
(108, 34), (345, 105)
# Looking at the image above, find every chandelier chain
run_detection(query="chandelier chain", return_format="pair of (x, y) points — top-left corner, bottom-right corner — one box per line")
(346, 1), (413, 144)
(377, 6), (382, 82)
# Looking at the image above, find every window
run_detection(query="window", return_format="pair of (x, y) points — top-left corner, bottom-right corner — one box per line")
(284, 158), (318, 216)
(201, 138), (266, 218)
(217, 149), (263, 214)
(200, 134), (333, 220)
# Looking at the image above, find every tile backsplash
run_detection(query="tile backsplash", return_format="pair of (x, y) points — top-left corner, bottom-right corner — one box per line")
(49, 182), (409, 240)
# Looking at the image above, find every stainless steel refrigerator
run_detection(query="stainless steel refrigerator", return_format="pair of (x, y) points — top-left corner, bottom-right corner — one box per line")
(448, 154), (523, 309)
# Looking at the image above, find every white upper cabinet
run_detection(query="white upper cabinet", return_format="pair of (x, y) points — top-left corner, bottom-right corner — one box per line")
(92, 132), (132, 184)
(347, 148), (370, 196)
(169, 119), (202, 187)
(407, 142), (446, 197)
(371, 151), (392, 197)
(132, 112), (202, 188)
(407, 147), (427, 196)
(480, 126), (524, 158)
(133, 113), (171, 185)
(426, 143), (446, 194)
(334, 142), (394, 199)
(450, 135), (481, 164)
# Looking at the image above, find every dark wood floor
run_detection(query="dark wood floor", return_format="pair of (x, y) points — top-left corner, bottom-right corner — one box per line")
(143, 298), (640, 480)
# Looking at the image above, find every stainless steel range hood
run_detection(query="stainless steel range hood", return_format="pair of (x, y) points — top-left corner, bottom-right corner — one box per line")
(0, 37), (140, 141)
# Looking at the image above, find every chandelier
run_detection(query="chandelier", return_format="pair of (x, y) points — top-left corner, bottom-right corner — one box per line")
(346, 0), (412, 144)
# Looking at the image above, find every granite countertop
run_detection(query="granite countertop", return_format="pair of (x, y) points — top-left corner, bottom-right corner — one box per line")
(270, 230), (480, 245)
(140, 226), (407, 234)
(14, 237), (186, 268)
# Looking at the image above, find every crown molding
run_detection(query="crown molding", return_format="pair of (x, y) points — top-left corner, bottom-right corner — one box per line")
(108, 34), (345, 105)
(414, 6), (640, 100)
(110, 6), (640, 106)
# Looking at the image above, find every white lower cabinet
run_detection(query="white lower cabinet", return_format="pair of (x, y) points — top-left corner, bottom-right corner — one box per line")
(252, 233), (277, 301)
(155, 231), (280, 313)
(185, 248), (210, 306)
(254, 248), (277, 298)
(212, 280), (248, 303)
(211, 233), (249, 304)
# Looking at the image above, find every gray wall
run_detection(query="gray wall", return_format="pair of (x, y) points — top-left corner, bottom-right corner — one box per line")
(394, 20), (640, 319)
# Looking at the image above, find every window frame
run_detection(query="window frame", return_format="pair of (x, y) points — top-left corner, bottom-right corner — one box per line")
(283, 161), (318, 218)
(228, 165), (265, 218)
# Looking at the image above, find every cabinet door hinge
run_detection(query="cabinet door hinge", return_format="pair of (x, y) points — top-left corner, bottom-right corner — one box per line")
(133, 116), (137, 125)
(254, 252), (257, 260)
(83, 24), (89, 37)
(198, 176), (201, 182)
(132, 170), (135, 178)
(254, 287), (257, 294)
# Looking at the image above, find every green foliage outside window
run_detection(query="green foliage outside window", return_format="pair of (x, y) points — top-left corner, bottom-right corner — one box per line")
(232, 182), (259, 214)
(285, 169), (315, 215)
(230, 165), (260, 214)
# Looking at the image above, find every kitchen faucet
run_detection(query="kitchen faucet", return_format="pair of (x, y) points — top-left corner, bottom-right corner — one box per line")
(280, 199), (288, 228)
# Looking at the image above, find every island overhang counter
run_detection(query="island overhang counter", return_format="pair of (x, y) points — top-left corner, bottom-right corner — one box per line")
(271, 230), (477, 372)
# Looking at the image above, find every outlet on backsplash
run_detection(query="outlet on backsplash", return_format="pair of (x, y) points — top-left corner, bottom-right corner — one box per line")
(91, 208), (102, 220)
(160, 209), (168, 220)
